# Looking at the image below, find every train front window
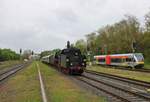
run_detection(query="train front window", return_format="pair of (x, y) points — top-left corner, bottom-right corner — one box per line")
(135, 53), (144, 61)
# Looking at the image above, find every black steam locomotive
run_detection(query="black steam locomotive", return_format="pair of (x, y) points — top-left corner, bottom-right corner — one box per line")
(41, 41), (86, 75)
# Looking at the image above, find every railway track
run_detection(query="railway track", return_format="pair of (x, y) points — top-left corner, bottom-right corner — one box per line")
(85, 70), (150, 88)
(0, 61), (31, 82)
(75, 70), (150, 102)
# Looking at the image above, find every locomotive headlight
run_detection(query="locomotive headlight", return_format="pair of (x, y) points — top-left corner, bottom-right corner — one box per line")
(70, 63), (73, 66)
(66, 59), (69, 62)
(83, 59), (86, 61)
(82, 63), (85, 66)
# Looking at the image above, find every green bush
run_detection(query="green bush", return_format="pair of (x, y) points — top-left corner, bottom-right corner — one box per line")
(0, 49), (20, 61)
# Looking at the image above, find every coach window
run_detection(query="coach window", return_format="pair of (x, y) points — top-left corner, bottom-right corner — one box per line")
(111, 58), (122, 63)
(98, 58), (105, 62)
(126, 58), (132, 62)
(122, 58), (126, 62)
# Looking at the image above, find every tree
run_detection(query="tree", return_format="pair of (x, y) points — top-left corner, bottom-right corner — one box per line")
(40, 49), (61, 58)
(73, 12), (150, 61)
(75, 39), (87, 54)
(96, 15), (141, 54)
(51, 49), (61, 55)
(140, 32), (150, 60)
(86, 32), (97, 54)
(145, 11), (150, 32)
(0, 49), (2, 61)
(0, 49), (20, 61)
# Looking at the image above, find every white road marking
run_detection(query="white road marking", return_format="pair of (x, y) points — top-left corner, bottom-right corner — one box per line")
(36, 63), (48, 102)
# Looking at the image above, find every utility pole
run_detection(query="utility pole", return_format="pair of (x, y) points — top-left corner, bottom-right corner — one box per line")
(32, 51), (34, 55)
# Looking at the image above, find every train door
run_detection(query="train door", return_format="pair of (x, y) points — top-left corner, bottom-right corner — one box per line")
(106, 55), (111, 65)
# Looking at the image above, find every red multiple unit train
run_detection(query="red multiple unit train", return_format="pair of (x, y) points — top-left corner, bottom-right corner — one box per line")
(94, 53), (144, 68)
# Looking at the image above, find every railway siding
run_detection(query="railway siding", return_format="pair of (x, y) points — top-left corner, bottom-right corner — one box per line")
(0, 62), (31, 83)
(84, 71), (150, 93)
(87, 65), (150, 82)
(77, 76), (150, 102)
(0, 62), (42, 102)
(0, 60), (23, 72)
(83, 72), (150, 98)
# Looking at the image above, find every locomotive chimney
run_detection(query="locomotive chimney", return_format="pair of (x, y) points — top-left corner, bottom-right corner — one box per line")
(67, 41), (70, 48)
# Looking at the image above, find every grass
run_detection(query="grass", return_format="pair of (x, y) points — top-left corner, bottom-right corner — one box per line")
(0, 60), (23, 71)
(0, 61), (106, 102)
(0, 62), (42, 102)
(38, 62), (106, 102)
(144, 60), (150, 69)
(87, 65), (150, 82)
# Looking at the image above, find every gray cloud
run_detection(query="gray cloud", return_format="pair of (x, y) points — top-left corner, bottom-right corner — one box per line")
(0, 0), (150, 53)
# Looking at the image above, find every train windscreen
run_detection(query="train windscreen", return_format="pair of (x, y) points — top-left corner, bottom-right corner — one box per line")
(135, 53), (144, 61)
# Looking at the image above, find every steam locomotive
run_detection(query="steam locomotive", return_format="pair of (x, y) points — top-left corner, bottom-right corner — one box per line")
(41, 41), (86, 75)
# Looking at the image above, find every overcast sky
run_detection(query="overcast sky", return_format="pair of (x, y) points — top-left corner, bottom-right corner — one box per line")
(0, 0), (150, 53)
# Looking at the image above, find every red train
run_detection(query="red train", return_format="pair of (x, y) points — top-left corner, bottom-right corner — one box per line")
(94, 53), (144, 68)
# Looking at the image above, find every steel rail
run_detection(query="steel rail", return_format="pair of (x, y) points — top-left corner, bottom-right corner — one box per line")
(82, 74), (150, 101)
(76, 76), (131, 102)
(85, 70), (150, 88)
(0, 62), (31, 82)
